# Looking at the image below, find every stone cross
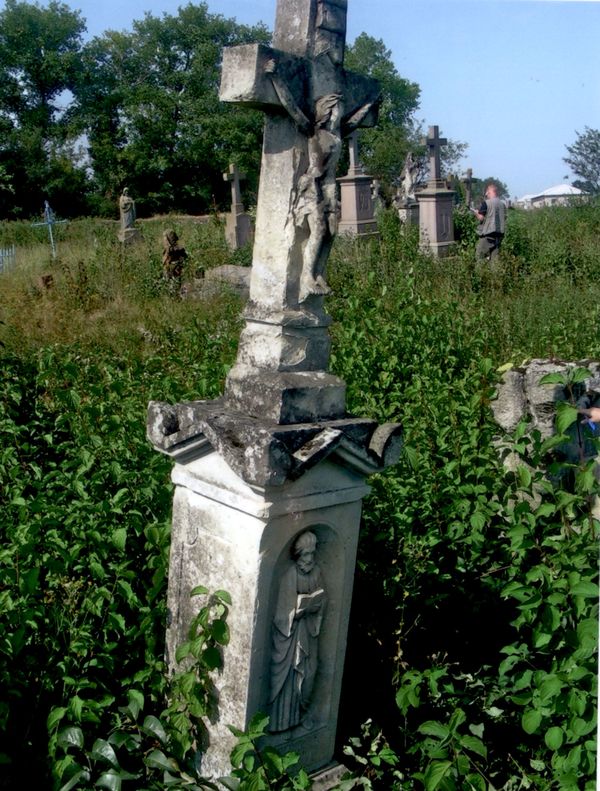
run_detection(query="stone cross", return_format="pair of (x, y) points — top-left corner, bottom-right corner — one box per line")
(223, 163), (246, 215)
(463, 167), (473, 207)
(220, 0), (380, 422)
(422, 125), (447, 187)
(31, 200), (67, 259)
(347, 130), (362, 175)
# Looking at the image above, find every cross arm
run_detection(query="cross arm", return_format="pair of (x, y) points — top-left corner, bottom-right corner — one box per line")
(220, 43), (308, 115)
(341, 71), (381, 134)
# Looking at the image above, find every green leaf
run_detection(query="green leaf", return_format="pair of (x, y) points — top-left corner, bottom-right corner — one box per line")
(95, 770), (122, 790)
(59, 770), (92, 791)
(539, 372), (566, 385)
(418, 721), (450, 740)
(570, 581), (599, 598)
(544, 726), (564, 751)
(91, 739), (119, 768)
(190, 585), (209, 597)
(211, 619), (230, 646)
(47, 706), (67, 732)
(144, 749), (178, 772)
(423, 760), (453, 791)
(141, 716), (168, 745)
(126, 689), (144, 721)
(521, 709), (542, 734)
(556, 403), (578, 435)
(58, 727), (84, 750)
(214, 589), (232, 605)
(569, 367), (591, 384)
(218, 778), (240, 791)
(111, 528), (127, 552)
(539, 675), (564, 702)
(459, 734), (487, 759)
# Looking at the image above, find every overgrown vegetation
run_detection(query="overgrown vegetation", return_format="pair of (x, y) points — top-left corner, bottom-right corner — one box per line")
(0, 203), (598, 789)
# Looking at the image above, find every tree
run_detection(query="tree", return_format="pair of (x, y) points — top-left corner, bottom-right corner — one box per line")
(74, 3), (270, 215)
(0, 0), (87, 217)
(344, 34), (420, 184)
(563, 127), (600, 194)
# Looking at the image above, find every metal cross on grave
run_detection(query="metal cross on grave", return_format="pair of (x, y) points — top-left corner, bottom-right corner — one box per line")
(222, 163), (247, 215)
(31, 200), (68, 259)
(422, 125), (448, 188)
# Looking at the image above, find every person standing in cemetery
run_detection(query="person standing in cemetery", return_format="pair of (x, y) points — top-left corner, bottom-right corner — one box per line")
(474, 182), (507, 261)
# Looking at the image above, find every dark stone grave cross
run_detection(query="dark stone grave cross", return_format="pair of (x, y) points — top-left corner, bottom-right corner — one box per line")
(422, 124), (448, 188)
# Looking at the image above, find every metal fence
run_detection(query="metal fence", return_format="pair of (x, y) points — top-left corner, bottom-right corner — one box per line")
(0, 244), (16, 273)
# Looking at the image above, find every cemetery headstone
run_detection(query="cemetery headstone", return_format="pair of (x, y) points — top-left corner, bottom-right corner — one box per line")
(0, 243), (16, 273)
(223, 164), (254, 250)
(463, 167), (473, 208)
(31, 201), (67, 259)
(118, 188), (141, 244)
(147, 1), (400, 784)
(337, 131), (378, 236)
(416, 125), (455, 256)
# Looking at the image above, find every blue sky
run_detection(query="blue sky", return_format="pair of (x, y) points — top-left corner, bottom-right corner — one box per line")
(47, 0), (600, 198)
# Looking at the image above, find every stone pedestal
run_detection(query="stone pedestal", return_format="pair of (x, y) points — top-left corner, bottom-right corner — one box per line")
(396, 200), (419, 226)
(118, 227), (141, 244)
(416, 187), (455, 257)
(225, 211), (253, 250)
(337, 173), (378, 237)
(148, 402), (402, 779)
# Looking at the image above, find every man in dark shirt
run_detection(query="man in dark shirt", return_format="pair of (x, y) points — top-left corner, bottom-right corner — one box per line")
(474, 183), (507, 261)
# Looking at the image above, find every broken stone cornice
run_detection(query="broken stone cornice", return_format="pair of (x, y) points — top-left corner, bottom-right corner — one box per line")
(147, 400), (402, 488)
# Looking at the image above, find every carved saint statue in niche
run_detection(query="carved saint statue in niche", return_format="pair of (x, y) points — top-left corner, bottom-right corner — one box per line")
(269, 531), (326, 733)
(266, 59), (379, 303)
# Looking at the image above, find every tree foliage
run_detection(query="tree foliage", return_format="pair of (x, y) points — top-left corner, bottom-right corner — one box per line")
(563, 127), (600, 194)
(344, 33), (421, 184)
(74, 3), (270, 216)
(0, 0), (87, 217)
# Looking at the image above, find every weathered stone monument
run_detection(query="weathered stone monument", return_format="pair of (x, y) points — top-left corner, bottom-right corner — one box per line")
(162, 229), (188, 281)
(393, 151), (420, 226)
(462, 167), (474, 208)
(416, 125), (455, 256)
(337, 131), (378, 236)
(147, 0), (400, 783)
(118, 188), (141, 243)
(223, 164), (254, 250)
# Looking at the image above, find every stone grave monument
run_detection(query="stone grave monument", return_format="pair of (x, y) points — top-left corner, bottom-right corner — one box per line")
(337, 131), (378, 236)
(147, 0), (401, 784)
(118, 188), (141, 244)
(223, 163), (254, 250)
(393, 151), (419, 226)
(462, 167), (474, 208)
(416, 125), (455, 256)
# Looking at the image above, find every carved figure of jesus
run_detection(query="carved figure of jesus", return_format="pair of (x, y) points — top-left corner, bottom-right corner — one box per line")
(269, 531), (326, 733)
(266, 59), (378, 303)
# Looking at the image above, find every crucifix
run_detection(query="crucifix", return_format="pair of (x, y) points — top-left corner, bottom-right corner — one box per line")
(223, 163), (247, 215)
(31, 201), (67, 259)
(422, 125), (447, 188)
(220, 0), (380, 421)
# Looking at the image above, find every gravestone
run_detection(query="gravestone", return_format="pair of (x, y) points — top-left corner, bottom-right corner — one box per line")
(223, 164), (254, 250)
(337, 131), (378, 236)
(162, 230), (188, 282)
(118, 188), (141, 244)
(147, 0), (400, 783)
(462, 167), (473, 208)
(416, 125), (455, 256)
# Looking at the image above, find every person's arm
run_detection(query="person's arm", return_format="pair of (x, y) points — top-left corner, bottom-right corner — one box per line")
(473, 201), (487, 222)
(265, 59), (312, 134)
